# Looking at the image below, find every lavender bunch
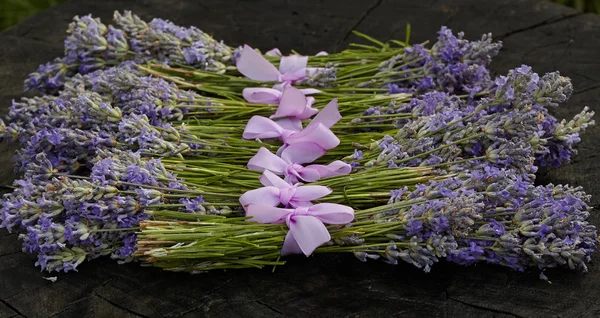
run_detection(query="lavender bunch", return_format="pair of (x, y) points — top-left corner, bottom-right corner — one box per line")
(136, 163), (596, 275)
(10, 112), (194, 175)
(114, 11), (233, 71)
(10, 60), (235, 142)
(3, 92), (119, 145)
(449, 170), (596, 273)
(133, 26), (502, 104)
(357, 65), (593, 171)
(13, 126), (117, 173)
(25, 11), (235, 93)
(342, 164), (596, 274)
(5, 62), (208, 173)
(23, 61), (204, 127)
(25, 15), (126, 93)
(378, 26), (501, 96)
(1, 148), (237, 272)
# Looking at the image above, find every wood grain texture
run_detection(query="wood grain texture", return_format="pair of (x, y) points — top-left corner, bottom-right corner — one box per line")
(0, 0), (599, 317)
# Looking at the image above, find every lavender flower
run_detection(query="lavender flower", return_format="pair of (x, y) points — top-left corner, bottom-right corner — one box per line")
(118, 114), (191, 157)
(24, 58), (73, 93)
(179, 196), (206, 213)
(537, 107), (595, 167)
(452, 183), (596, 272)
(295, 62), (337, 87)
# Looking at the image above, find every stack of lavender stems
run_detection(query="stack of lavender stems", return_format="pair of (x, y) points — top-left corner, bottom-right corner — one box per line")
(0, 10), (596, 279)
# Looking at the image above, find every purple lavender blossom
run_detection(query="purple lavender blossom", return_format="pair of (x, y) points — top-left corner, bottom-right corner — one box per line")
(179, 196), (206, 213)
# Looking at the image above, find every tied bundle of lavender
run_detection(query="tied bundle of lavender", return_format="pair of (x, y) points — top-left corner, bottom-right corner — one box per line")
(25, 10), (411, 95)
(0, 11), (596, 279)
(138, 169), (596, 275)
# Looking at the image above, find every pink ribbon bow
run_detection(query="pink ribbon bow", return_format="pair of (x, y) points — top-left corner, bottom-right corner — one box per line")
(247, 144), (352, 184)
(239, 170), (332, 209)
(237, 44), (321, 84)
(238, 46), (323, 105)
(244, 86), (319, 131)
(242, 86), (321, 105)
(243, 86), (319, 127)
(243, 98), (342, 151)
(246, 203), (354, 256)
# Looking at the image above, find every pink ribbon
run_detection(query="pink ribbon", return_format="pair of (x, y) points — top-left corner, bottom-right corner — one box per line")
(242, 86), (321, 105)
(242, 98), (342, 151)
(243, 86), (319, 131)
(237, 44), (321, 84)
(270, 87), (317, 120)
(265, 48), (282, 57)
(238, 46), (323, 105)
(265, 48), (328, 57)
(239, 170), (332, 208)
(246, 203), (354, 256)
(272, 87), (319, 121)
(243, 119), (339, 151)
(247, 144), (352, 184)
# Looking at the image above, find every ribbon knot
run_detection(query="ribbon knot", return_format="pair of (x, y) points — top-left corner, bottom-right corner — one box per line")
(246, 203), (354, 256)
(290, 206), (311, 217)
(279, 187), (297, 206)
(265, 48), (329, 58)
(285, 163), (304, 179)
(269, 86), (319, 121)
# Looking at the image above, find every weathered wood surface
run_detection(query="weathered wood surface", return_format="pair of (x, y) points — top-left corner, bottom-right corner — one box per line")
(0, 0), (599, 317)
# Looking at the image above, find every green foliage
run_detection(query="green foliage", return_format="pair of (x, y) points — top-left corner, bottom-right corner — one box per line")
(552, 0), (600, 13)
(0, 0), (65, 31)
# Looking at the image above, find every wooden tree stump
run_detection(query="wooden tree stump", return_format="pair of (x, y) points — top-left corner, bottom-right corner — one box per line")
(0, 0), (599, 317)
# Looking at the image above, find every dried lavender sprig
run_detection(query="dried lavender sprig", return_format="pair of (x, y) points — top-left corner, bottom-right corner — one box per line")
(536, 106), (595, 167)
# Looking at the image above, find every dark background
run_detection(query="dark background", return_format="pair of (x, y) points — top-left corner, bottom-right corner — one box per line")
(1, 0), (599, 31)
(1, 0), (600, 317)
